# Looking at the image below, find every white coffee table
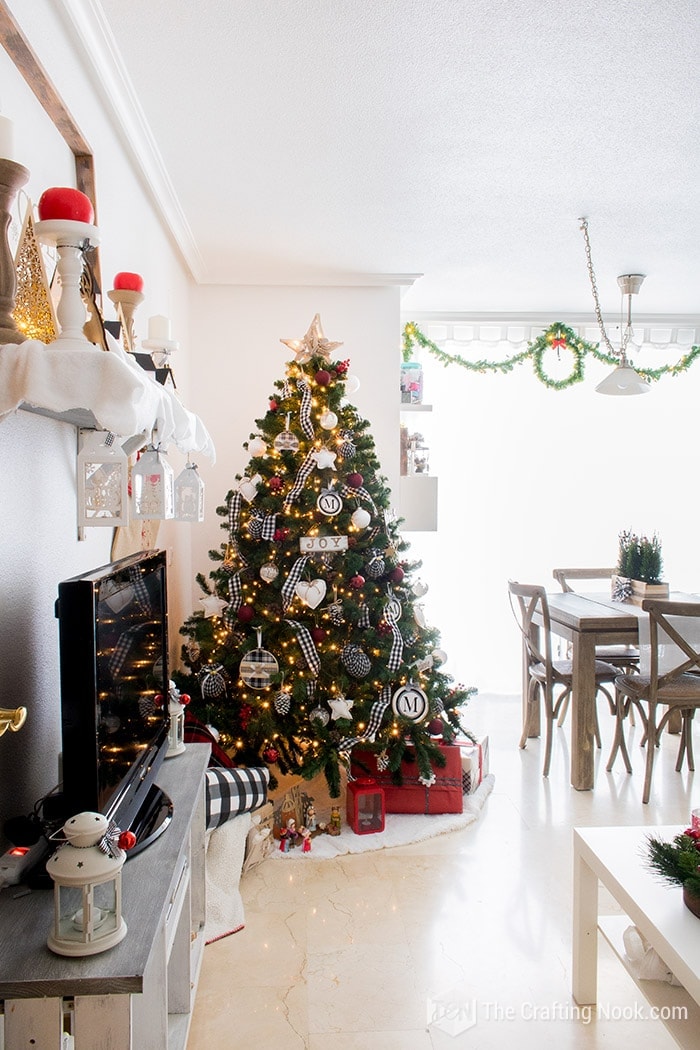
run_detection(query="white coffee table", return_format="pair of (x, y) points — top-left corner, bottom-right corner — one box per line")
(573, 825), (700, 1046)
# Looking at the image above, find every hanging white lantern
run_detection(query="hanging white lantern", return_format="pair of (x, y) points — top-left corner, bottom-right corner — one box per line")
(77, 430), (129, 527)
(131, 445), (174, 519)
(46, 812), (131, 957)
(174, 460), (205, 522)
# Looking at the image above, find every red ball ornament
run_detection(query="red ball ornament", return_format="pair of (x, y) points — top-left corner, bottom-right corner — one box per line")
(390, 565), (405, 584)
(153, 693), (164, 708)
(179, 693), (191, 707)
(237, 604), (255, 623)
(263, 746), (279, 764)
(315, 369), (331, 386)
(113, 271), (144, 293)
(273, 527), (289, 541)
(427, 717), (444, 737)
(118, 830), (137, 852)
(38, 186), (94, 224)
(269, 399), (279, 412)
(311, 627), (327, 643)
(269, 476), (283, 491)
(347, 472), (364, 489)
(350, 574), (365, 589)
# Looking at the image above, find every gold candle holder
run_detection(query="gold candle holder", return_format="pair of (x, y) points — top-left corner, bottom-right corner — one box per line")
(0, 707), (27, 735)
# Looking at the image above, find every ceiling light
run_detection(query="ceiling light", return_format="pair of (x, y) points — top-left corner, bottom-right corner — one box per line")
(579, 218), (650, 396)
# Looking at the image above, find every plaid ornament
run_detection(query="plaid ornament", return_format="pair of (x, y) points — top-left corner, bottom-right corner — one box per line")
(200, 664), (228, 699)
(341, 643), (371, 679)
(338, 429), (356, 460)
(239, 647), (280, 690)
(366, 549), (385, 578)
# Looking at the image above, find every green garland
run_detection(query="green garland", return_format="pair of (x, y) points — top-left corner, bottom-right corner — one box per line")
(402, 321), (700, 391)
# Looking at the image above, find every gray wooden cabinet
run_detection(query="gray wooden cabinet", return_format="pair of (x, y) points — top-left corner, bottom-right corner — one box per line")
(0, 745), (210, 1050)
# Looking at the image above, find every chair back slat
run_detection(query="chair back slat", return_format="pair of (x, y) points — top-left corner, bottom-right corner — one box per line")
(641, 599), (700, 692)
(552, 567), (617, 593)
(508, 580), (552, 677)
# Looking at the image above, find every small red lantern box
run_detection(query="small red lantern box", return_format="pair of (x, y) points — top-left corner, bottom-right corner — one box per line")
(346, 779), (385, 835)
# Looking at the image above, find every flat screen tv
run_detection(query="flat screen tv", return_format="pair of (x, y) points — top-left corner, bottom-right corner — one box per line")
(55, 549), (173, 854)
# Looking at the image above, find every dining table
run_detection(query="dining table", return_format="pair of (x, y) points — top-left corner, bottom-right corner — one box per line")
(525, 590), (697, 791)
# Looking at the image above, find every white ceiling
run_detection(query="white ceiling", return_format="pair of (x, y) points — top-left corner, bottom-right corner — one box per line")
(62, 0), (699, 318)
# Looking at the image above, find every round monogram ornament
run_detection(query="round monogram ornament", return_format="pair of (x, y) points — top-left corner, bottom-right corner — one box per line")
(385, 596), (402, 621)
(391, 682), (429, 722)
(317, 487), (344, 516)
(341, 643), (371, 679)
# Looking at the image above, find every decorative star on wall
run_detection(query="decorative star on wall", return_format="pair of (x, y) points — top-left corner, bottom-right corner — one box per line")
(329, 695), (354, 720)
(280, 313), (343, 364)
(313, 447), (337, 470)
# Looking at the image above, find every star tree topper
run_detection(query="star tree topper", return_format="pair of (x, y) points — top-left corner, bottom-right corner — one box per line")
(280, 313), (343, 364)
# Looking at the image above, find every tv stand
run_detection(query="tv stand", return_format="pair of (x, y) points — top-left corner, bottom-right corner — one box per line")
(0, 745), (210, 1050)
(128, 783), (174, 857)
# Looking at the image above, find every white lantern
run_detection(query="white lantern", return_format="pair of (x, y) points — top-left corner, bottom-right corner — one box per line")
(77, 430), (129, 527)
(132, 445), (174, 519)
(162, 680), (189, 758)
(46, 812), (128, 957)
(174, 460), (205, 522)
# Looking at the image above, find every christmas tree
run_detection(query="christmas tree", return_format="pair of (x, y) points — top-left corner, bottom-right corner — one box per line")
(175, 314), (475, 795)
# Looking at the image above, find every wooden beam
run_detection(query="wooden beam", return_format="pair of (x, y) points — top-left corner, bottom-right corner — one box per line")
(0, 1), (101, 286)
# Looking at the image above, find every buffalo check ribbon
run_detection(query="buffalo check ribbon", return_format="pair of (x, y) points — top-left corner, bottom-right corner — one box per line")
(338, 683), (392, 756)
(285, 449), (317, 506)
(224, 573), (242, 625)
(384, 601), (403, 672)
(297, 377), (315, 440)
(340, 483), (376, 513)
(281, 555), (310, 611)
(284, 619), (320, 675)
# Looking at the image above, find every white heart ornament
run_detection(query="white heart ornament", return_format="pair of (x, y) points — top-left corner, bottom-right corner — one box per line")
(295, 579), (327, 609)
(238, 473), (262, 502)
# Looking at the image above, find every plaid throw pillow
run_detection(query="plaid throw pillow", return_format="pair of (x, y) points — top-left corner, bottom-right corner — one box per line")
(205, 767), (270, 830)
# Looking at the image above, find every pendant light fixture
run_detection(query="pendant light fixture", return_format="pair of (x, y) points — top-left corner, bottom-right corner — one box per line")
(579, 218), (650, 396)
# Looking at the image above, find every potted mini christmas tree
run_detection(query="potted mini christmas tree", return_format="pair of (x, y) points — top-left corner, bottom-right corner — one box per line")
(174, 315), (475, 796)
(613, 530), (668, 603)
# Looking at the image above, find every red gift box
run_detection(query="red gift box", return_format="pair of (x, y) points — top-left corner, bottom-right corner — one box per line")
(350, 745), (463, 815)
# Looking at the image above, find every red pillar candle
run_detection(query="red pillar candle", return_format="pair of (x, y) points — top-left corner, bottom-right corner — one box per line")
(113, 272), (144, 293)
(37, 187), (94, 224)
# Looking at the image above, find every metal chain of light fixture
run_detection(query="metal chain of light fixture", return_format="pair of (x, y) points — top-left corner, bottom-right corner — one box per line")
(578, 216), (625, 358)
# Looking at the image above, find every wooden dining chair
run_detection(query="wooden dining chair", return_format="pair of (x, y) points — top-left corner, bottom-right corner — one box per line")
(607, 598), (700, 803)
(508, 581), (621, 777)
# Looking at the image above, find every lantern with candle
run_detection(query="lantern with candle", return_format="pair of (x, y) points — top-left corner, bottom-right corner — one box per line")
(131, 443), (175, 520)
(142, 314), (179, 368)
(174, 458), (205, 522)
(156, 681), (190, 758)
(77, 430), (129, 527)
(46, 811), (132, 957)
(346, 778), (385, 835)
(35, 187), (100, 351)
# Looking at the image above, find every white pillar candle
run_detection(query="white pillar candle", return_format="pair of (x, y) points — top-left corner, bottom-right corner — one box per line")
(0, 113), (14, 161)
(148, 314), (171, 342)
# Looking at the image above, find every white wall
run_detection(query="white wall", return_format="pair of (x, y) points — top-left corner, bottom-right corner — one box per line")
(185, 284), (401, 621)
(0, 7), (196, 846)
(403, 331), (700, 695)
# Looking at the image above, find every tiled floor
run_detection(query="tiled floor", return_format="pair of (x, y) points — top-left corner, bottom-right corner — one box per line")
(187, 694), (698, 1048)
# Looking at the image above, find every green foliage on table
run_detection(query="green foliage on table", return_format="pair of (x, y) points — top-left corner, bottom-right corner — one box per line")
(617, 530), (663, 584)
(646, 832), (700, 896)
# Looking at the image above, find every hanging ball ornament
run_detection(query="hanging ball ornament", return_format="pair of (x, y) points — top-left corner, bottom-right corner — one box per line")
(274, 428), (300, 452)
(260, 562), (279, 583)
(237, 604), (255, 623)
(350, 574), (365, 589)
(347, 472), (364, 489)
(366, 550), (385, 578)
(247, 436), (267, 457)
(269, 476), (283, 491)
(428, 717), (445, 737)
(200, 664), (228, 699)
(269, 398), (279, 412)
(262, 746), (279, 764)
(341, 644), (371, 679)
(311, 626), (327, 644)
(274, 527), (290, 541)
(431, 648), (448, 667)
(315, 369), (331, 386)
(343, 374), (361, 395)
(320, 409), (338, 430)
(310, 705), (330, 726)
(351, 507), (371, 529)
(390, 565), (405, 584)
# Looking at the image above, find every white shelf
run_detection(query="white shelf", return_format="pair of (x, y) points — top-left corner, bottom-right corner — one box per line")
(399, 402), (432, 412)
